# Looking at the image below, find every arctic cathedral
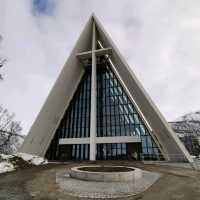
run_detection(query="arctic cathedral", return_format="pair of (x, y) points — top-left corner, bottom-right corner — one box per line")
(46, 55), (162, 161)
(20, 15), (193, 163)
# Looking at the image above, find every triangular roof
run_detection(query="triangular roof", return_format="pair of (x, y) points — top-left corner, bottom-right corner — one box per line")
(20, 14), (193, 163)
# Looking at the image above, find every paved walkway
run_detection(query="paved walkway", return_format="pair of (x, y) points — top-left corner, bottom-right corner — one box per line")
(0, 161), (200, 200)
(144, 159), (200, 170)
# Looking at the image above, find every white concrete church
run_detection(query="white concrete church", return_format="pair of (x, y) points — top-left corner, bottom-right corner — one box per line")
(20, 14), (193, 163)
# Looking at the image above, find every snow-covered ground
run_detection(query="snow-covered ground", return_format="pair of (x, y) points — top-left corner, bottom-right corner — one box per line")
(0, 162), (14, 174)
(0, 153), (47, 174)
(176, 111), (200, 122)
(16, 153), (48, 165)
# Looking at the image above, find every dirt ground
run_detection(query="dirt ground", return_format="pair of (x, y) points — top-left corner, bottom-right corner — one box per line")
(0, 161), (200, 200)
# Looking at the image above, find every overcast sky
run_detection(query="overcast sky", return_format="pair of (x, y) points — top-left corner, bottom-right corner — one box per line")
(0, 0), (200, 135)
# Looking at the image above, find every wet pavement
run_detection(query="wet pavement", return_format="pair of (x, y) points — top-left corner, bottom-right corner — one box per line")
(0, 161), (200, 200)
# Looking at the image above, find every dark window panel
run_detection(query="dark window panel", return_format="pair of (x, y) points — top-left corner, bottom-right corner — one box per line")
(96, 59), (163, 160)
(45, 70), (91, 161)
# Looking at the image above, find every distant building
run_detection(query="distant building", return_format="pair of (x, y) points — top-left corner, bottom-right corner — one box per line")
(20, 15), (193, 163)
(170, 121), (200, 156)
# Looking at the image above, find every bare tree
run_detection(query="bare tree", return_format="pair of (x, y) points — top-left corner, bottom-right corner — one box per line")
(0, 35), (7, 80)
(0, 105), (23, 154)
(0, 58), (6, 80)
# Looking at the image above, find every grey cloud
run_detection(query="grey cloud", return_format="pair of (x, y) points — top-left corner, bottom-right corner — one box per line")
(0, 0), (200, 134)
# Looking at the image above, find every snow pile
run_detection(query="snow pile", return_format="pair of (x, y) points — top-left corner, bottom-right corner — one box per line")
(176, 111), (200, 122)
(0, 153), (48, 174)
(0, 154), (14, 160)
(0, 162), (15, 173)
(16, 153), (48, 165)
(171, 110), (200, 137)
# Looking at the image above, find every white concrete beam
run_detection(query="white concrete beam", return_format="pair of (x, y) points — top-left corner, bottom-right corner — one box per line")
(89, 21), (97, 161)
(96, 136), (141, 144)
(59, 138), (90, 145)
(59, 136), (141, 145)
(76, 48), (112, 60)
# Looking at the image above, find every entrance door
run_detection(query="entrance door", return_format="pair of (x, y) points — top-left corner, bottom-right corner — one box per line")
(59, 145), (72, 161)
(96, 143), (129, 160)
(127, 142), (142, 160)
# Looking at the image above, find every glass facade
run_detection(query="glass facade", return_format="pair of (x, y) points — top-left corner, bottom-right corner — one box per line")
(96, 58), (163, 160)
(45, 69), (91, 160)
(62, 70), (91, 139)
(97, 143), (128, 160)
(45, 56), (164, 161)
(72, 144), (90, 160)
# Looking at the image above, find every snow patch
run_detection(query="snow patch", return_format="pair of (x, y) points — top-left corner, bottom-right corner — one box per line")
(0, 153), (48, 174)
(0, 154), (15, 160)
(0, 162), (15, 173)
(176, 111), (200, 122)
(15, 153), (48, 165)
